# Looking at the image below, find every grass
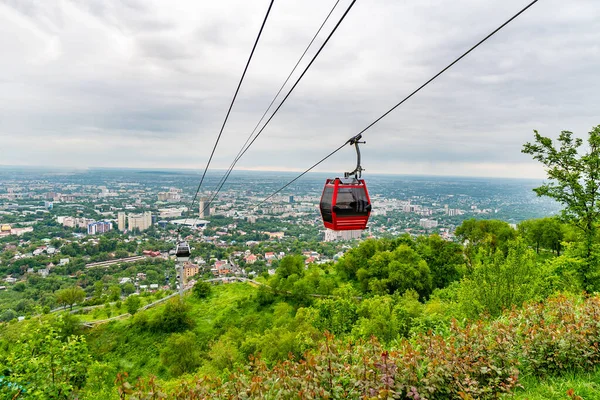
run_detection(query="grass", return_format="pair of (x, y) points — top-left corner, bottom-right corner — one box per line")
(511, 369), (600, 399)
(84, 282), (262, 379)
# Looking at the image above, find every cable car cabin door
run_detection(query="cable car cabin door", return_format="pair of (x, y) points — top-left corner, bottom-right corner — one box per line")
(319, 178), (371, 231)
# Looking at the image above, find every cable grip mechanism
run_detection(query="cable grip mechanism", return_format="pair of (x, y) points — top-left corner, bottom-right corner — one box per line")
(344, 134), (365, 179)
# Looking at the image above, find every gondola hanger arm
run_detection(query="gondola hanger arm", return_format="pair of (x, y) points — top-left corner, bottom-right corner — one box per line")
(344, 134), (365, 179)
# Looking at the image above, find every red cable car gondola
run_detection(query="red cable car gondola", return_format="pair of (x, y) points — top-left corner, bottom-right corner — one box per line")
(319, 135), (372, 231)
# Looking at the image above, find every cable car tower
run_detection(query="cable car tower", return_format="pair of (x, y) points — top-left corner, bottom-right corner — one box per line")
(174, 241), (190, 298)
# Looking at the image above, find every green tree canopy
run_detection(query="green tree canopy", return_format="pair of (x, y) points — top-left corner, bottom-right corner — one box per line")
(124, 295), (141, 315)
(522, 127), (600, 251)
(55, 286), (86, 311)
(523, 125), (600, 288)
(192, 280), (212, 299)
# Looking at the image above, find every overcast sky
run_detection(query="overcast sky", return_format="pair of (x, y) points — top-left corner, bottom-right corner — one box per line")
(1, 0), (599, 178)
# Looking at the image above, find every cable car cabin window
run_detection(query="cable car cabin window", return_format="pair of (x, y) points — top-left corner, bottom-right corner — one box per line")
(320, 187), (334, 223)
(334, 187), (370, 216)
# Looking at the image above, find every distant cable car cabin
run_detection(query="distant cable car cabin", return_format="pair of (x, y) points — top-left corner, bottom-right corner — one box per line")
(319, 135), (372, 231)
(175, 241), (191, 262)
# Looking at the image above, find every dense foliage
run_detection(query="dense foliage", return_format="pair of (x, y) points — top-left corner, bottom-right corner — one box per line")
(116, 294), (600, 399)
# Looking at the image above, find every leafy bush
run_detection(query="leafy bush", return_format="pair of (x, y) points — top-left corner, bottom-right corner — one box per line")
(148, 298), (194, 333)
(124, 295), (141, 315)
(0, 318), (91, 399)
(160, 332), (202, 376)
(192, 281), (212, 299)
(117, 294), (600, 399)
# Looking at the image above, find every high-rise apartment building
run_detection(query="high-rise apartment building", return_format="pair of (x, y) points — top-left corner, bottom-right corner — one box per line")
(199, 197), (210, 218)
(87, 221), (112, 235)
(128, 211), (152, 232)
(157, 188), (182, 202)
(117, 212), (127, 231)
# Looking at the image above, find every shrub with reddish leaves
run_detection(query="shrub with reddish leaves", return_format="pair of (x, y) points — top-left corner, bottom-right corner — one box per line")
(117, 294), (600, 399)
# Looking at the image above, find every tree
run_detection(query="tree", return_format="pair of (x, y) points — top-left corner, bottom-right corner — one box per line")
(125, 295), (141, 315)
(523, 126), (600, 288)
(519, 218), (564, 255)
(122, 282), (136, 295)
(455, 220), (516, 255)
(55, 286), (86, 311)
(416, 234), (465, 289)
(149, 298), (194, 333)
(192, 281), (212, 299)
(277, 255), (304, 278)
(108, 285), (121, 301)
(160, 332), (202, 376)
(458, 238), (538, 318)
(2, 319), (90, 398)
(93, 281), (104, 299)
(0, 309), (17, 322)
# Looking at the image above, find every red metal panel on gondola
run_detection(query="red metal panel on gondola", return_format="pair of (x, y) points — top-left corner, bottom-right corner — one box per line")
(319, 178), (371, 231)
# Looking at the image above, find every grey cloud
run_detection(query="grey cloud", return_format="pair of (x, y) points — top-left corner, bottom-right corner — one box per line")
(1, 0), (599, 178)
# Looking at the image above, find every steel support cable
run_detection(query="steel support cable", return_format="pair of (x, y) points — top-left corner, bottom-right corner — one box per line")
(201, 0), (342, 216)
(255, 0), (540, 208)
(199, 0), (357, 216)
(180, 0), (275, 232)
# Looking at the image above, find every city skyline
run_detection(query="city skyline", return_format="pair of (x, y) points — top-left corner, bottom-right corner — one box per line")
(1, 0), (599, 178)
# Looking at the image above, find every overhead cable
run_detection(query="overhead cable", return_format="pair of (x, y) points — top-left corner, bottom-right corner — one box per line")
(180, 0), (275, 231)
(201, 0), (343, 216)
(200, 0), (357, 216)
(255, 0), (540, 207)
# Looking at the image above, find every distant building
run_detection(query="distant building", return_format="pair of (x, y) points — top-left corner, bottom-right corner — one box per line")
(157, 220), (168, 229)
(289, 196), (294, 203)
(159, 208), (185, 218)
(87, 221), (112, 235)
(157, 188), (182, 202)
(199, 197), (210, 218)
(117, 212), (127, 231)
(127, 212), (152, 232)
(266, 232), (285, 240)
(171, 219), (209, 228)
(183, 264), (200, 280)
(419, 218), (438, 229)
(324, 229), (362, 242)
(60, 216), (95, 229)
(157, 192), (168, 201)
